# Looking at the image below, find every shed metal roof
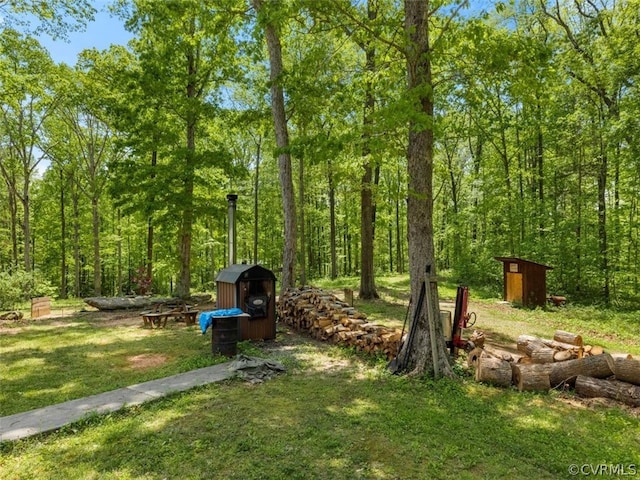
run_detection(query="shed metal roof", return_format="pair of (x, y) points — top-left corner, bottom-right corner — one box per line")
(215, 264), (276, 283)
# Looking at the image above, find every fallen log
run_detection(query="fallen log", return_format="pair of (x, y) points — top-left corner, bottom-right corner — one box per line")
(575, 375), (640, 407)
(548, 354), (614, 388)
(483, 346), (520, 363)
(611, 357), (640, 386)
(0, 310), (24, 321)
(517, 334), (583, 359)
(475, 354), (512, 387)
(553, 330), (583, 346)
(531, 348), (556, 364)
(84, 294), (211, 311)
(511, 363), (551, 392)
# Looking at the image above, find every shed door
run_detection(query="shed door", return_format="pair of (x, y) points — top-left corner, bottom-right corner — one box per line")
(506, 272), (523, 304)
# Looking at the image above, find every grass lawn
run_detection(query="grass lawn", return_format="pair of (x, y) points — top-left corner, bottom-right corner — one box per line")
(0, 279), (639, 479)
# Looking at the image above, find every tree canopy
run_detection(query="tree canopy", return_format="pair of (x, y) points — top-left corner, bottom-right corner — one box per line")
(2, 1), (640, 371)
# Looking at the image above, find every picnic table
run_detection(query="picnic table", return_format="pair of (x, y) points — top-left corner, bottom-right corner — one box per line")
(141, 301), (199, 328)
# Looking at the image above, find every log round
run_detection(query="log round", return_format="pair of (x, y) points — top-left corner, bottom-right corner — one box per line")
(467, 347), (483, 369)
(475, 355), (512, 387)
(553, 350), (574, 362)
(511, 363), (551, 392)
(575, 375), (640, 407)
(611, 358), (640, 386)
(553, 330), (583, 346)
(531, 347), (556, 364)
(548, 354), (614, 388)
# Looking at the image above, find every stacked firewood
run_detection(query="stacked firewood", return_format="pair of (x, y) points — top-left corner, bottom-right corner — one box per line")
(277, 287), (402, 359)
(471, 330), (640, 407)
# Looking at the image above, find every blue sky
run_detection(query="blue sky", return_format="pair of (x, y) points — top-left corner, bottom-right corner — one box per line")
(36, 4), (133, 65)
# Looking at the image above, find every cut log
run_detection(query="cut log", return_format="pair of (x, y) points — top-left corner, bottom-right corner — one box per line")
(277, 286), (400, 359)
(467, 347), (484, 368)
(483, 346), (520, 363)
(475, 354), (512, 387)
(468, 330), (486, 349)
(553, 330), (583, 346)
(511, 363), (551, 392)
(516, 335), (541, 354)
(548, 354), (614, 388)
(553, 350), (574, 362)
(611, 357), (640, 386)
(548, 295), (566, 306)
(531, 347), (556, 364)
(589, 345), (604, 356)
(517, 334), (583, 358)
(575, 375), (640, 407)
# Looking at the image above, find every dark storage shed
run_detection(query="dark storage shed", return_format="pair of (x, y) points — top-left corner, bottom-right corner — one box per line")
(494, 257), (553, 308)
(215, 264), (276, 341)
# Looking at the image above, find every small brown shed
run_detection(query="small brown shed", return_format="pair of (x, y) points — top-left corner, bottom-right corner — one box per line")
(215, 264), (276, 341)
(494, 257), (553, 308)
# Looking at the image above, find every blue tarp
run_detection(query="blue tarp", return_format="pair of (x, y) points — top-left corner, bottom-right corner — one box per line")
(199, 308), (244, 334)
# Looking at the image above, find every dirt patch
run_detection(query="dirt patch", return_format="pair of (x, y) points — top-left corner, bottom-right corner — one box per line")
(126, 353), (169, 370)
(557, 393), (640, 418)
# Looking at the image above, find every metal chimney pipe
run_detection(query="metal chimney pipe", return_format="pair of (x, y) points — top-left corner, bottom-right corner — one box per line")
(227, 194), (238, 265)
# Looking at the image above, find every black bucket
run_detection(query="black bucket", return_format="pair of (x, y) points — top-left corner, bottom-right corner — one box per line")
(212, 315), (239, 357)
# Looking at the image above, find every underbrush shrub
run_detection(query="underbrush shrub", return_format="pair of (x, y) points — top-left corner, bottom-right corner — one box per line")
(0, 269), (56, 309)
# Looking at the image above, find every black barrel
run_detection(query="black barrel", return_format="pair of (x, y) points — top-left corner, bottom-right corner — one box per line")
(212, 315), (239, 357)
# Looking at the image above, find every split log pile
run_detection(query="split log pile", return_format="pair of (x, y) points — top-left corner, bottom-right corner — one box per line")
(277, 287), (403, 359)
(472, 329), (640, 407)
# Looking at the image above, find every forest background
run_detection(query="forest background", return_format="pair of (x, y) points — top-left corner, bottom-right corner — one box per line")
(1, 0), (639, 311)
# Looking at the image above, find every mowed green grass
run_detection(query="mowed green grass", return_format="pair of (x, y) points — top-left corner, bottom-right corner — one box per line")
(0, 312), (222, 416)
(1, 282), (639, 479)
(1, 338), (639, 479)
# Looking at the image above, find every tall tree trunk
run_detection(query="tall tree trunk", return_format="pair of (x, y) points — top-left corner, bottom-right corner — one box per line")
(253, 0), (297, 291)
(399, 0), (453, 378)
(395, 164), (403, 273)
(59, 169), (67, 299)
(147, 149), (157, 285)
(21, 174), (31, 272)
(359, 0), (379, 300)
(2, 172), (20, 269)
(298, 153), (306, 285)
(73, 177), (81, 297)
(536, 100), (545, 237)
(253, 136), (261, 264)
(328, 161), (337, 279)
(176, 19), (198, 299)
(115, 211), (121, 295)
(597, 132), (609, 302)
(91, 196), (101, 295)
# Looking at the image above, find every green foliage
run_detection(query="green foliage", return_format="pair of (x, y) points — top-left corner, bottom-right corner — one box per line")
(2, 0), (640, 307)
(0, 270), (56, 309)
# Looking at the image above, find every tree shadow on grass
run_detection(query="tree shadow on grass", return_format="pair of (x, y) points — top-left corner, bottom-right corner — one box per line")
(0, 321), (213, 416)
(2, 327), (638, 480)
